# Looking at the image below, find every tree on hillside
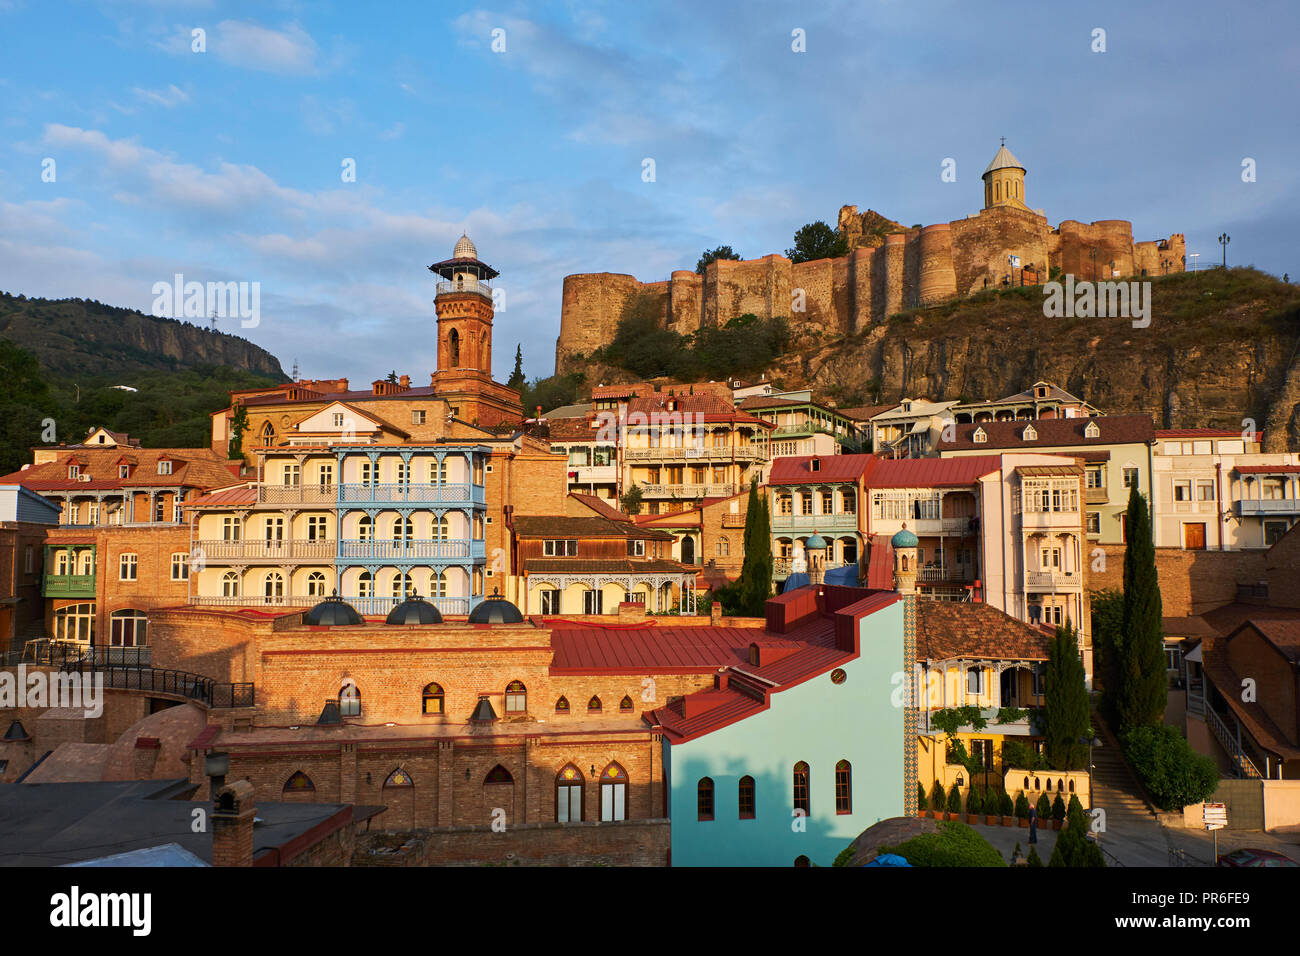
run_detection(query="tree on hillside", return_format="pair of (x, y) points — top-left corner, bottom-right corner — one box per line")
(1044, 622), (1090, 771)
(785, 221), (849, 264)
(228, 404), (249, 461)
(1118, 484), (1165, 733)
(696, 245), (742, 275)
(507, 345), (526, 392)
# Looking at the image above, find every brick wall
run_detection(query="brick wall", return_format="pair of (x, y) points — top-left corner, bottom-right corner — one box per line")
(355, 818), (669, 866)
(1088, 545), (1268, 616)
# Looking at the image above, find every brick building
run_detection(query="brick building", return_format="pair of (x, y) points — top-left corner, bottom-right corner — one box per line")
(0, 484), (61, 653)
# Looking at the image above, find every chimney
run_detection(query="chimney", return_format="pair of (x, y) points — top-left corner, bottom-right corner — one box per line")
(211, 780), (256, 867)
(338, 379), (348, 392)
(399, 374), (410, 389)
(714, 670), (729, 690)
(710, 601), (722, 625)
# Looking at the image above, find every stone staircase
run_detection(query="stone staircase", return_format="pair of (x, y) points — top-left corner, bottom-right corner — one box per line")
(1089, 710), (1158, 826)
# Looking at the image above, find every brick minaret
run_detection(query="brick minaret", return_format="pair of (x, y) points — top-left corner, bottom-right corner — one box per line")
(892, 525), (920, 817)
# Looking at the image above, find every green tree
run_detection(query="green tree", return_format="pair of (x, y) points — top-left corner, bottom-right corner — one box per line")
(785, 221), (850, 264)
(228, 403), (249, 460)
(1035, 792), (1051, 820)
(1026, 845), (1044, 866)
(696, 245), (741, 275)
(1118, 484), (1166, 732)
(1090, 588), (1125, 724)
(929, 779), (946, 812)
(507, 345), (526, 392)
(947, 783), (963, 815)
(1044, 622), (1090, 770)
(385, 370), (399, 384)
(916, 781), (928, 813)
(0, 339), (57, 473)
(620, 483), (644, 516)
(720, 479), (773, 616)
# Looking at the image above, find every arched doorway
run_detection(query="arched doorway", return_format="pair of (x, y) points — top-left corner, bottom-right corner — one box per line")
(681, 535), (695, 565)
(484, 764), (515, 824)
(381, 767), (415, 830)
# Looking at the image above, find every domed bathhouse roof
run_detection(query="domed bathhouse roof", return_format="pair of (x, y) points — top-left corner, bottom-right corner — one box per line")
(983, 142), (1025, 176)
(453, 233), (477, 260)
(304, 591), (365, 627)
(891, 523), (919, 549)
(467, 588), (524, 625)
(385, 592), (443, 626)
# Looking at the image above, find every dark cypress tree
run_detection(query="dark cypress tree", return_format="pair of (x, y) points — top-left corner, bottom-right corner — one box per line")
(507, 345), (526, 392)
(1118, 484), (1165, 732)
(739, 481), (773, 615)
(1044, 623), (1090, 770)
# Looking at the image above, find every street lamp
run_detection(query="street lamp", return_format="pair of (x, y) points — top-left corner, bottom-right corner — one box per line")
(1189, 252), (1199, 271)
(1218, 233), (1230, 267)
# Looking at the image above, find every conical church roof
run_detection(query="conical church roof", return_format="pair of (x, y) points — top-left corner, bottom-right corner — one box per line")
(983, 143), (1025, 176)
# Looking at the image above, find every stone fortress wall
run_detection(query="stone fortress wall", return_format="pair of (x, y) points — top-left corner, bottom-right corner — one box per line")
(555, 148), (1185, 373)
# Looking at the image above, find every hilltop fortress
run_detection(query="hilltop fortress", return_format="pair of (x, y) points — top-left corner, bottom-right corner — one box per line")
(555, 144), (1185, 373)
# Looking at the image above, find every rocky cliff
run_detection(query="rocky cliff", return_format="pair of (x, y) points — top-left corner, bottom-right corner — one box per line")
(0, 292), (287, 379)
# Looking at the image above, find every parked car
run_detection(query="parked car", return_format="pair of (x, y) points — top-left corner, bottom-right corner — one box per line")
(1217, 848), (1299, 867)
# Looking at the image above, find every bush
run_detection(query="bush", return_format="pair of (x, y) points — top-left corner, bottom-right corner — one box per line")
(1067, 793), (1086, 828)
(930, 780), (946, 812)
(999, 790), (1015, 816)
(984, 786), (998, 815)
(883, 821), (1007, 867)
(1014, 793), (1030, 819)
(966, 788), (983, 815)
(1052, 794), (1066, 821)
(832, 844), (856, 867)
(1121, 724), (1220, 810)
(1002, 739), (1046, 771)
(917, 781), (928, 813)
(947, 783), (964, 815)
(1026, 845), (1044, 867)
(1035, 793), (1052, 820)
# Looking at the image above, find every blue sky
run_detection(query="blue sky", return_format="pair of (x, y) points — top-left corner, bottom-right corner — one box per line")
(1, 0), (1297, 384)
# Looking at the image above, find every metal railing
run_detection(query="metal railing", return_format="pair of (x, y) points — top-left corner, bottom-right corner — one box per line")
(1235, 498), (1300, 516)
(258, 484), (337, 504)
(770, 513), (860, 531)
(1205, 705), (1262, 778)
(641, 483), (734, 498)
(436, 278), (494, 297)
(57, 656), (253, 709)
(626, 446), (766, 462)
(338, 482), (482, 504)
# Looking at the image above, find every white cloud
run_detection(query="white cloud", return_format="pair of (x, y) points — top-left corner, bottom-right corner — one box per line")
(132, 84), (190, 108)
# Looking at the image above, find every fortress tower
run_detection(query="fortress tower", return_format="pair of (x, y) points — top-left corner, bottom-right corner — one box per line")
(428, 236), (523, 426)
(982, 140), (1027, 210)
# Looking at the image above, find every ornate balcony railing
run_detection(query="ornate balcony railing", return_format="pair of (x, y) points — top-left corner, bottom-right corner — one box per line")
(189, 594), (474, 616)
(338, 482), (483, 505)
(1024, 570), (1082, 590)
(195, 539), (336, 561)
(770, 513), (859, 532)
(436, 278), (494, 298)
(338, 539), (482, 561)
(258, 484), (336, 504)
(626, 446), (766, 461)
(1236, 498), (1300, 516)
(641, 483), (734, 498)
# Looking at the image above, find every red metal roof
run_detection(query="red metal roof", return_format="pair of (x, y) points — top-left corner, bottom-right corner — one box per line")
(1157, 428), (1260, 439)
(866, 455), (1003, 488)
(183, 485), (258, 507)
(1235, 465), (1300, 474)
(769, 454), (873, 485)
(866, 534), (894, 590)
(549, 625), (750, 673)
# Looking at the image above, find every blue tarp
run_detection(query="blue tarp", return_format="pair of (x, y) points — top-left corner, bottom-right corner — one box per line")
(863, 853), (912, 867)
(822, 563), (861, 586)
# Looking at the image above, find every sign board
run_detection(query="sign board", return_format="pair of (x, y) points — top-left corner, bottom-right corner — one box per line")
(1008, 255), (1021, 269)
(1203, 802), (1228, 830)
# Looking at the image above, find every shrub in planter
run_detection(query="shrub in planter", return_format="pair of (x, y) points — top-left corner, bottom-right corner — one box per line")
(917, 781), (928, 815)
(1051, 794), (1066, 829)
(1035, 792), (1052, 822)
(1014, 792), (1030, 827)
(946, 782), (963, 820)
(984, 787), (999, 825)
(999, 789), (1015, 824)
(930, 780), (947, 819)
(1026, 845), (1044, 867)
(1120, 724), (1219, 811)
(965, 787), (982, 824)
(1067, 793), (1086, 829)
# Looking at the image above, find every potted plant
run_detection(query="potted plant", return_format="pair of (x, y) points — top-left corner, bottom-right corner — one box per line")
(929, 780), (946, 820)
(984, 787), (999, 825)
(916, 781), (928, 817)
(946, 782), (963, 821)
(1015, 792), (1030, 828)
(999, 789), (1015, 826)
(1052, 794), (1066, 831)
(965, 786), (982, 825)
(1035, 792), (1052, 827)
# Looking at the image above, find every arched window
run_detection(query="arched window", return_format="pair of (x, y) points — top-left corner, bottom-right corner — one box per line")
(357, 515), (373, 541)
(260, 421), (274, 443)
(52, 603), (95, 644)
(600, 763), (627, 821)
(835, 760), (852, 814)
(384, 768), (412, 788)
(587, 695), (602, 713)
(433, 514), (449, 540)
(391, 571), (412, 599)
(619, 695), (634, 713)
(263, 571), (284, 601)
(422, 682), (444, 715)
(504, 680), (526, 714)
(697, 777), (714, 821)
(392, 516), (413, 540)
(357, 570), (373, 598)
(283, 771), (315, 793)
(555, 696), (569, 714)
(109, 609), (148, 648)
(449, 328), (460, 367)
(717, 536), (729, 557)
(221, 570), (239, 598)
(485, 764), (513, 784)
(431, 570), (447, 598)
(556, 764), (584, 822)
(340, 681), (360, 718)
(793, 761), (810, 815)
(1068, 779), (1075, 793)
(738, 776), (756, 819)
(306, 571), (326, 597)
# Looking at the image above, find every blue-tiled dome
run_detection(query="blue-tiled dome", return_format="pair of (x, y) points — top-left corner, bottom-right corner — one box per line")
(891, 524), (919, 549)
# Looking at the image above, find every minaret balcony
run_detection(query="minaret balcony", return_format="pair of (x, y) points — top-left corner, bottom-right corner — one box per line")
(436, 278), (494, 299)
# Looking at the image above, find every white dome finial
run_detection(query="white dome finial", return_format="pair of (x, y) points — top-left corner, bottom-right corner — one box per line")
(453, 233), (477, 259)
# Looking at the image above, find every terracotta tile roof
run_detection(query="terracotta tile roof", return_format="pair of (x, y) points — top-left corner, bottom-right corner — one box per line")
(626, 393), (771, 427)
(938, 414), (1155, 451)
(769, 454), (873, 485)
(1157, 428), (1261, 440)
(867, 455), (1004, 488)
(1201, 636), (1300, 759)
(570, 493), (627, 521)
(1242, 619), (1300, 663)
(1162, 616), (1218, 639)
(514, 515), (673, 540)
(524, 558), (687, 575)
(0, 447), (238, 491)
(836, 404), (899, 421)
(545, 417), (600, 441)
(915, 602), (1053, 661)
(183, 485), (258, 507)
(1235, 464), (1300, 474)
(1197, 602), (1300, 637)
